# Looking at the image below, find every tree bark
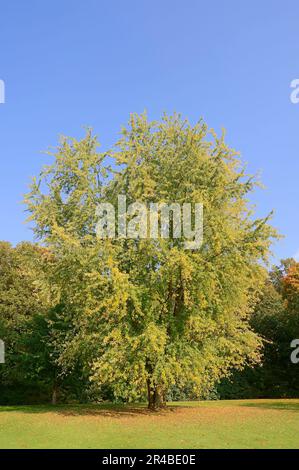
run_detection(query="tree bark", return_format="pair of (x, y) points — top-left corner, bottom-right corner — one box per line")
(147, 382), (166, 410)
(52, 384), (58, 405)
(147, 379), (154, 409)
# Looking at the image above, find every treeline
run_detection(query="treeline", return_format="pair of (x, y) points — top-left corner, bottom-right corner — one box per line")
(0, 242), (92, 404)
(0, 241), (298, 404)
(218, 259), (299, 399)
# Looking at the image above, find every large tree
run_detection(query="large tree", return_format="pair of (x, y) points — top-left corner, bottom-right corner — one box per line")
(25, 114), (276, 408)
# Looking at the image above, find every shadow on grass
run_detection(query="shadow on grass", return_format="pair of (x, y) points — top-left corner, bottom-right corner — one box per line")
(0, 403), (179, 418)
(239, 401), (299, 412)
(2, 400), (299, 417)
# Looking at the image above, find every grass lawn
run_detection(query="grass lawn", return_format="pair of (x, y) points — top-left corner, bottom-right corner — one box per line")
(0, 399), (298, 449)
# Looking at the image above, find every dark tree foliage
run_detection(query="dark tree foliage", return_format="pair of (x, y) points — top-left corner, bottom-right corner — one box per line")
(218, 259), (299, 399)
(0, 242), (92, 405)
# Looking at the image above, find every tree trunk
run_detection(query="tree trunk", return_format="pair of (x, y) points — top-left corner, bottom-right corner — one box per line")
(52, 384), (58, 405)
(147, 383), (166, 410)
(147, 379), (154, 409)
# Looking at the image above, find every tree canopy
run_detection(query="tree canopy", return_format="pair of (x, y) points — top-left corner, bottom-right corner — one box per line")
(24, 114), (277, 408)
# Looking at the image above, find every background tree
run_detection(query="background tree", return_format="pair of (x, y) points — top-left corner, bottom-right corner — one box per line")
(25, 114), (276, 408)
(219, 259), (299, 399)
(0, 242), (89, 405)
(0, 242), (51, 403)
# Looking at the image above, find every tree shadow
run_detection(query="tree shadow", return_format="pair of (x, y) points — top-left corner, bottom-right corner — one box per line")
(239, 400), (299, 412)
(2, 400), (299, 416)
(0, 403), (178, 418)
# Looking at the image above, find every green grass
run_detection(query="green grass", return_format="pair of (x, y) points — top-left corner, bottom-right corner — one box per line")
(0, 399), (298, 448)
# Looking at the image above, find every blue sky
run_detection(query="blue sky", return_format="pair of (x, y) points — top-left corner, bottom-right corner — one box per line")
(0, 0), (298, 262)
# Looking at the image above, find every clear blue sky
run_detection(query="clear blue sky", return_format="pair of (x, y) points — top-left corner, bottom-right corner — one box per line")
(0, 0), (298, 262)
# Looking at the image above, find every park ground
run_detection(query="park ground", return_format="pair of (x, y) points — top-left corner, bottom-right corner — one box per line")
(0, 399), (298, 449)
